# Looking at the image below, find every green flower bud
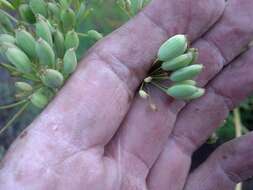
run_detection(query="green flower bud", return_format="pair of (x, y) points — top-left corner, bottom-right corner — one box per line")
(61, 8), (76, 31)
(63, 48), (77, 75)
(170, 64), (203, 82)
(5, 47), (32, 73)
(0, 34), (15, 44)
(31, 90), (48, 108)
(36, 15), (53, 46)
(16, 28), (36, 59)
(87, 30), (103, 41)
(29, 0), (47, 17)
(36, 38), (55, 66)
(162, 52), (194, 71)
(158, 34), (188, 61)
(41, 69), (64, 89)
(64, 30), (79, 50)
(19, 4), (36, 23)
(15, 81), (33, 92)
(48, 2), (60, 20)
(167, 84), (198, 99)
(53, 29), (65, 58)
(184, 88), (205, 100)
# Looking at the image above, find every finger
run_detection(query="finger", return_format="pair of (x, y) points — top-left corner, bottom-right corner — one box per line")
(185, 132), (253, 190)
(106, 0), (225, 177)
(147, 39), (253, 189)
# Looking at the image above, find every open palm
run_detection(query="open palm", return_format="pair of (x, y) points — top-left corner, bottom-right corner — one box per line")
(1, 0), (253, 189)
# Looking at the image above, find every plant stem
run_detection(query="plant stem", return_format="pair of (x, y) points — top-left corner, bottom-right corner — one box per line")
(0, 99), (28, 109)
(0, 101), (30, 135)
(151, 81), (167, 94)
(77, 32), (88, 37)
(233, 108), (242, 190)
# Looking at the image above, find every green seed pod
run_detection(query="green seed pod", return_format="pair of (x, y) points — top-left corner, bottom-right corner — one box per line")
(76, 2), (86, 25)
(48, 2), (60, 20)
(19, 4), (36, 23)
(36, 15), (53, 46)
(60, 8), (76, 31)
(0, 34), (15, 44)
(63, 48), (77, 75)
(64, 30), (79, 50)
(5, 47), (32, 73)
(175, 80), (197, 86)
(162, 52), (194, 71)
(36, 38), (55, 66)
(170, 64), (203, 82)
(29, 0), (47, 17)
(87, 30), (103, 41)
(15, 81), (33, 92)
(41, 69), (64, 89)
(16, 28), (36, 59)
(184, 88), (205, 100)
(167, 84), (198, 99)
(53, 29), (65, 58)
(0, 11), (13, 32)
(0, 0), (14, 9)
(31, 90), (48, 108)
(158, 34), (188, 61)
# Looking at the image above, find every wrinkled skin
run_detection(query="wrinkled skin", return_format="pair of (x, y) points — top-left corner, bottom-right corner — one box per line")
(1, 0), (253, 189)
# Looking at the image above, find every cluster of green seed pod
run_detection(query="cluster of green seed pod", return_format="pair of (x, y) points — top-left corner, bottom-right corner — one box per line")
(0, 0), (103, 134)
(139, 34), (205, 105)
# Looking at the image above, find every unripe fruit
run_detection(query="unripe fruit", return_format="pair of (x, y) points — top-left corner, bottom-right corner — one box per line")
(184, 88), (205, 100)
(41, 69), (64, 89)
(36, 15), (53, 46)
(31, 90), (48, 108)
(36, 38), (55, 66)
(170, 64), (203, 82)
(6, 47), (32, 73)
(64, 30), (79, 50)
(158, 34), (188, 61)
(48, 2), (60, 20)
(19, 4), (36, 23)
(15, 81), (33, 92)
(53, 29), (65, 58)
(0, 11), (13, 32)
(167, 84), (198, 99)
(29, 0), (47, 17)
(0, 0), (14, 9)
(61, 8), (76, 31)
(175, 80), (197, 86)
(87, 30), (103, 40)
(63, 48), (77, 75)
(0, 34), (15, 44)
(16, 28), (36, 59)
(162, 52), (194, 71)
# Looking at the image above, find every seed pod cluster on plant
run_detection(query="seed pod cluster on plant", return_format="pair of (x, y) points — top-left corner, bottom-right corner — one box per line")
(139, 34), (205, 105)
(0, 0), (104, 134)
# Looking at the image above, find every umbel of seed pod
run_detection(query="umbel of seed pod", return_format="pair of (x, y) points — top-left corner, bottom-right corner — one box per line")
(41, 69), (64, 89)
(36, 38), (55, 67)
(158, 34), (188, 61)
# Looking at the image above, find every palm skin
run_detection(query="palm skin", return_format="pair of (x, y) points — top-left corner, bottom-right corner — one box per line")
(1, 0), (253, 189)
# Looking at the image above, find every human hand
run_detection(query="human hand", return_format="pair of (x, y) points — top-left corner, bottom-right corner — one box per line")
(1, 0), (253, 189)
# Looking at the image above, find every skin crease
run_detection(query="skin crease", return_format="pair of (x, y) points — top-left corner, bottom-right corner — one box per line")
(1, 0), (253, 190)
